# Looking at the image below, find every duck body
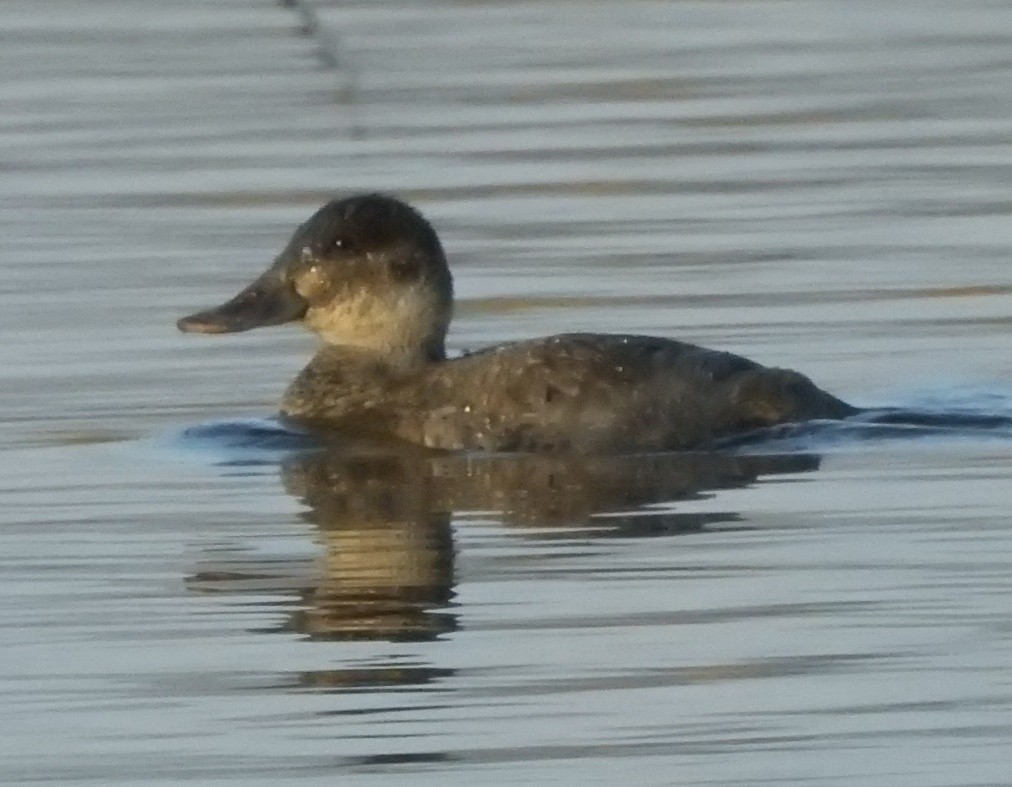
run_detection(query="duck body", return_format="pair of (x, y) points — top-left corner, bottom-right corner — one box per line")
(280, 333), (855, 453)
(179, 194), (856, 454)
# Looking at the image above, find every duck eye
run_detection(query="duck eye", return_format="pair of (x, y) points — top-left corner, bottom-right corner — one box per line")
(332, 237), (352, 252)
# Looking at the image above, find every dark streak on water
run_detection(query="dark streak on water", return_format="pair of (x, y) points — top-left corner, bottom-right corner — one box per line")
(1, 1), (1011, 785)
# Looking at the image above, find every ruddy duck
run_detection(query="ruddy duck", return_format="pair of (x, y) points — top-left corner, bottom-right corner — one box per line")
(178, 194), (856, 452)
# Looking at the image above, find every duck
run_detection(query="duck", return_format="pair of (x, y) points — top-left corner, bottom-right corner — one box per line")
(178, 193), (857, 452)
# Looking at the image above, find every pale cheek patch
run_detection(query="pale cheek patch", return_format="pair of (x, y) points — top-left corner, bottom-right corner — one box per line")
(294, 266), (331, 301)
(306, 290), (377, 338)
(304, 283), (442, 353)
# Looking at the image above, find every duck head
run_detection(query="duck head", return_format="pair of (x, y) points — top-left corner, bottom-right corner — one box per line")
(178, 194), (454, 365)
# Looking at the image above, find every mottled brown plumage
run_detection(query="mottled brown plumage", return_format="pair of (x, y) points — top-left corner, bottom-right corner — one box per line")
(179, 194), (856, 452)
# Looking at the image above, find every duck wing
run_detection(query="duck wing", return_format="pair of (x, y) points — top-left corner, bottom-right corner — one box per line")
(413, 333), (854, 452)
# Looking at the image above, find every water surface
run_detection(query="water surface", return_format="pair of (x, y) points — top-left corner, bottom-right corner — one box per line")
(1, 0), (1010, 784)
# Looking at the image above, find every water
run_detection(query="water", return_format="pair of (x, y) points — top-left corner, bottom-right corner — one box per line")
(1, 0), (1010, 783)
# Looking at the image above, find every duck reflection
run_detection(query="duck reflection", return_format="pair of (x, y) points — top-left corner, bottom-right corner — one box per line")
(188, 447), (819, 644)
(424, 451), (818, 534)
(282, 451), (456, 642)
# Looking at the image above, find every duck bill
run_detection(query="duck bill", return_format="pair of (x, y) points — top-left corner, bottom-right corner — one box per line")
(177, 273), (308, 334)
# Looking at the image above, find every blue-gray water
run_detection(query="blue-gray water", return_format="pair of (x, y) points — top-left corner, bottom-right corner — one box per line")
(1, 1), (1010, 784)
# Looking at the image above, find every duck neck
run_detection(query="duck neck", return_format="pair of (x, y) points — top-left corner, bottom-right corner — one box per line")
(316, 333), (445, 371)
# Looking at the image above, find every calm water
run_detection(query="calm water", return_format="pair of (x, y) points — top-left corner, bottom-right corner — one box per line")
(2, 0), (1011, 784)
